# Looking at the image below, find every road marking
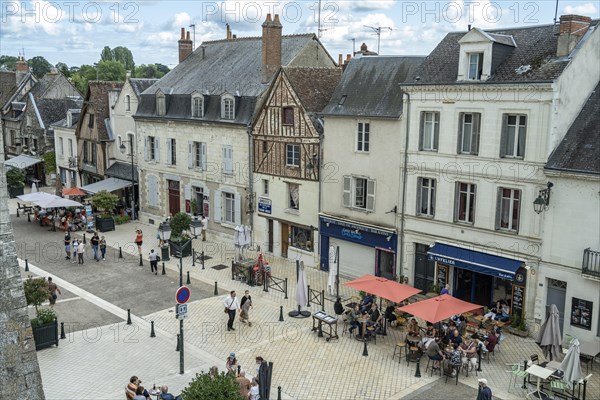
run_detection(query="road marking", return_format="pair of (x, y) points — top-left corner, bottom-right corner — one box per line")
(27, 296), (82, 307)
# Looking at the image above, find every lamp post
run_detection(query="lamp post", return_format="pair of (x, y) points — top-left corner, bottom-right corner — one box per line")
(189, 216), (202, 239)
(158, 221), (171, 262)
(119, 136), (136, 220)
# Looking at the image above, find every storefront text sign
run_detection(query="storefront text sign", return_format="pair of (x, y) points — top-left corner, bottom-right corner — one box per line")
(258, 197), (272, 214)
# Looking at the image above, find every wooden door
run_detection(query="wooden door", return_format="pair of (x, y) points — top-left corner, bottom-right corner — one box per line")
(281, 222), (289, 258)
(168, 180), (180, 216)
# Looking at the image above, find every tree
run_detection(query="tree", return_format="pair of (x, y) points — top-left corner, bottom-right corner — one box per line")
(28, 56), (52, 78)
(113, 46), (135, 73)
(180, 371), (244, 400)
(23, 276), (57, 327)
(97, 60), (126, 81)
(135, 64), (159, 79)
(170, 212), (192, 241)
(6, 167), (25, 189)
(100, 46), (113, 62)
(70, 64), (97, 94)
(0, 55), (18, 70)
(43, 152), (56, 174)
(90, 190), (119, 217)
(156, 63), (170, 76)
(55, 62), (71, 78)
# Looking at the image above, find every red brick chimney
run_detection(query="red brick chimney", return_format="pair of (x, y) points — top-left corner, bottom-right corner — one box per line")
(557, 15), (592, 57)
(226, 23), (232, 40)
(15, 55), (29, 85)
(261, 13), (282, 84)
(178, 27), (193, 63)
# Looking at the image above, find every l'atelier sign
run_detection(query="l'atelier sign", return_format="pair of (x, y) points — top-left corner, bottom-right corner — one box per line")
(430, 255), (456, 266)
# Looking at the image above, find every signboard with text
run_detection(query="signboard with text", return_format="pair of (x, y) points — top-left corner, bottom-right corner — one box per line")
(258, 197), (272, 214)
(571, 297), (593, 330)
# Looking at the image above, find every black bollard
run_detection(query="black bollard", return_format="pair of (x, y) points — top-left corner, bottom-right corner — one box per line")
(277, 386), (282, 400)
(176, 334), (180, 352)
(118, 247), (123, 258)
(477, 349), (482, 372)
(521, 360), (528, 389)
(201, 251), (205, 270)
(83, 233), (86, 244)
(362, 341), (368, 356)
(318, 322), (323, 337)
(25, 259), (29, 272)
(279, 306), (284, 322)
(60, 322), (66, 339)
(16, 207), (20, 217)
(415, 358), (422, 377)
(27, 212), (31, 222)
(150, 321), (156, 338)
(186, 271), (191, 285)
(306, 285), (311, 307)
(237, 365), (241, 376)
(214, 281), (218, 296)
(161, 262), (166, 275)
(127, 309), (132, 325)
(139, 254), (143, 266)
(284, 278), (288, 299)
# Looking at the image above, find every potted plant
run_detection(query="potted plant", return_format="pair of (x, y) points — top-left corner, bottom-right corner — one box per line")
(6, 167), (25, 198)
(426, 283), (440, 298)
(90, 190), (118, 232)
(24, 276), (59, 350)
(169, 212), (192, 257)
(508, 313), (529, 337)
(181, 370), (244, 400)
(190, 199), (199, 216)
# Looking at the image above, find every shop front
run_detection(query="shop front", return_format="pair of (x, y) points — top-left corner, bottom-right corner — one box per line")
(428, 243), (527, 318)
(319, 215), (397, 279)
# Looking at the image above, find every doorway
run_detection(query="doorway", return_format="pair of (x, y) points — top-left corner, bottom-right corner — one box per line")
(376, 249), (395, 280)
(281, 223), (289, 258)
(168, 180), (180, 216)
(546, 278), (567, 334)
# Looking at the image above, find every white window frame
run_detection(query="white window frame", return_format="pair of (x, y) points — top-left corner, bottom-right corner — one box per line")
(286, 144), (300, 167)
(503, 114), (527, 158)
(222, 145), (233, 174)
(224, 192), (235, 224)
(148, 136), (156, 161)
(468, 52), (483, 80)
(192, 95), (203, 118)
(58, 137), (64, 156)
(192, 141), (206, 170)
(417, 177), (436, 217)
(455, 182), (476, 224)
(288, 183), (299, 210)
(421, 111), (439, 151)
(166, 138), (176, 166)
(221, 95), (234, 120)
(343, 176), (375, 212)
(460, 114), (473, 153)
(356, 122), (370, 152)
(497, 188), (521, 232)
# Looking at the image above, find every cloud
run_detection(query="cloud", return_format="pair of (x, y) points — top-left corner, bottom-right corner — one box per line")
(351, 1), (395, 12)
(563, 3), (598, 16)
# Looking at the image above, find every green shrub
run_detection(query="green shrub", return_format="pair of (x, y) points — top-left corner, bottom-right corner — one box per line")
(42, 152), (56, 174)
(180, 371), (244, 400)
(114, 215), (130, 225)
(6, 167), (25, 188)
(170, 212), (192, 241)
(24, 276), (49, 313)
(31, 308), (57, 327)
(90, 190), (119, 217)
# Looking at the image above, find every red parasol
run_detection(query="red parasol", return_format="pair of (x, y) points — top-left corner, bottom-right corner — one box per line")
(62, 187), (87, 196)
(343, 274), (422, 303)
(397, 294), (482, 323)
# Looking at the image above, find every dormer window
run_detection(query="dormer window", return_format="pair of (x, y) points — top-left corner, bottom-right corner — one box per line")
(468, 53), (483, 80)
(221, 95), (234, 120)
(156, 92), (166, 116)
(192, 95), (204, 118)
(66, 111), (72, 127)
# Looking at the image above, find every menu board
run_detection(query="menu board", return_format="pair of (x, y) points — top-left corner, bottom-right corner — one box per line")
(436, 264), (448, 289)
(571, 297), (593, 330)
(511, 285), (525, 319)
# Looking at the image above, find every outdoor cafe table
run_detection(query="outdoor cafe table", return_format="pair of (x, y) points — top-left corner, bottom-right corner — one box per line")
(579, 340), (600, 370)
(406, 334), (422, 362)
(526, 364), (554, 398)
(355, 317), (369, 341)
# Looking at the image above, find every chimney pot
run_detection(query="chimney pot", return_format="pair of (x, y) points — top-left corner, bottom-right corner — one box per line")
(273, 14), (282, 26)
(557, 14), (592, 57)
(226, 23), (231, 40)
(468, 24), (472, 31)
(180, 27), (185, 39)
(178, 27), (193, 63)
(262, 13), (282, 83)
(265, 13), (272, 23)
(338, 54), (343, 66)
(360, 43), (368, 51)
(346, 54), (351, 62)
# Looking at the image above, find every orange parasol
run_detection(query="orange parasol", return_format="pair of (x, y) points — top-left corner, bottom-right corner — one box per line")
(62, 187), (87, 196)
(397, 294), (482, 323)
(343, 274), (422, 303)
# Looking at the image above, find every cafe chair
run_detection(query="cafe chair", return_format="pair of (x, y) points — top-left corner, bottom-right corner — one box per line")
(392, 339), (406, 363)
(506, 363), (529, 393)
(550, 379), (571, 397)
(425, 357), (442, 377)
(444, 362), (461, 385)
(580, 354), (595, 373)
(407, 346), (420, 366)
(366, 326), (377, 344)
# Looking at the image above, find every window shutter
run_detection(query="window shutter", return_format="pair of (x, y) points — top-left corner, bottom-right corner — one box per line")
(416, 178), (422, 215)
(433, 112), (440, 151)
(154, 137), (160, 163)
(144, 137), (149, 162)
(518, 116), (526, 158)
(453, 181), (460, 222)
(342, 176), (351, 207)
(514, 190), (521, 234)
(203, 187), (210, 218)
(187, 141), (193, 169)
(472, 113), (481, 155)
(457, 112), (464, 154)
(499, 114), (508, 158)
(214, 190), (221, 222)
(418, 112), (425, 150)
(494, 187), (502, 230)
(166, 139), (172, 165)
(234, 192), (241, 226)
(184, 184), (192, 201)
(201, 142), (207, 171)
(147, 175), (158, 207)
(366, 179), (376, 211)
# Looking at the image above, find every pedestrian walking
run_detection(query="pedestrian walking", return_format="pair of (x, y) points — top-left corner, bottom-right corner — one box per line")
(477, 379), (493, 400)
(135, 229), (143, 255)
(91, 232), (100, 261)
(77, 240), (85, 264)
(240, 290), (252, 326)
(149, 249), (159, 275)
(223, 291), (241, 331)
(47, 277), (61, 308)
(201, 215), (208, 241)
(64, 231), (71, 260)
(72, 239), (79, 263)
(100, 236), (107, 260)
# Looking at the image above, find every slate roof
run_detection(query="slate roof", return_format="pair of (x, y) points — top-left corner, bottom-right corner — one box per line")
(129, 78), (158, 97)
(52, 110), (81, 128)
(546, 82), (600, 175)
(322, 56), (425, 118)
(78, 81), (123, 141)
(35, 98), (82, 130)
(0, 71), (17, 108)
(282, 67), (342, 112)
(408, 22), (598, 85)
(105, 161), (138, 181)
(136, 34), (323, 125)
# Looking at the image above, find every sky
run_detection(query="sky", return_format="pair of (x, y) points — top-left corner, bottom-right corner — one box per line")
(0, 0), (598, 68)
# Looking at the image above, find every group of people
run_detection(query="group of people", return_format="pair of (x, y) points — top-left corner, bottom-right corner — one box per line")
(125, 376), (179, 400)
(222, 354), (262, 400)
(223, 290), (253, 331)
(483, 299), (511, 323)
(64, 231), (107, 263)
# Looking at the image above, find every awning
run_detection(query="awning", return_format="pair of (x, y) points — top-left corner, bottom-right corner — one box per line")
(427, 243), (523, 281)
(4, 154), (43, 169)
(80, 177), (131, 194)
(105, 161), (138, 181)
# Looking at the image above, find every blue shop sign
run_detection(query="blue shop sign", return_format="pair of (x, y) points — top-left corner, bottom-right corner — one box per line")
(258, 197), (272, 214)
(319, 216), (397, 251)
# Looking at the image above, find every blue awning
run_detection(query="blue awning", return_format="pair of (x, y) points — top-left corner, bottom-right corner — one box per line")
(427, 243), (523, 281)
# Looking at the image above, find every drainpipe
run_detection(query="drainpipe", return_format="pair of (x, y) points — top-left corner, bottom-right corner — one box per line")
(399, 91), (411, 278)
(246, 123), (254, 242)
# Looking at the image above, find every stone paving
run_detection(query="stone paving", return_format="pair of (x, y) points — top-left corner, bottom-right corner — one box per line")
(7, 192), (600, 399)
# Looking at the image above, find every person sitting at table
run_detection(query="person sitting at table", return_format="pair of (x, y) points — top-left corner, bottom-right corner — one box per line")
(496, 302), (511, 322)
(407, 318), (420, 336)
(348, 303), (360, 335)
(133, 386), (146, 400)
(384, 301), (397, 326)
(367, 303), (382, 333)
(334, 297), (345, 316)
(450, 329), (463, 346)
(226, 352), (238, 375)
(159, 385), (181, 400)
(426, 336), (445, 370)
(360, 293), (374, 313)
(483, 300), (503, 322)
(41, 212), (52, 227)
(480, 327), (497, 353)
(442, 343), (462, 377)
(460, 336), (478, 371)
(457, 315), (467, 337)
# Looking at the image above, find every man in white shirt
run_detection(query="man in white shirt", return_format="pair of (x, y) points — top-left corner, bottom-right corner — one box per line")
(201, 215), (208, 241)
(223, 291), (241, 331)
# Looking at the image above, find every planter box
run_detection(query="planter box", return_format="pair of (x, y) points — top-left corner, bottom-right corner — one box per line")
(96, 216), (115, 232)
(170, 240), (192, 258)
(508, 327), (529, 338)
(32, 319), (59, 350)
(8, 186), (24, 198)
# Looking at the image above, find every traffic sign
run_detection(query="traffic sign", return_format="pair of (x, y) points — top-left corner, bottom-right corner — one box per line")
(176, 286), (191, 305)
(176, 304), (188, 319)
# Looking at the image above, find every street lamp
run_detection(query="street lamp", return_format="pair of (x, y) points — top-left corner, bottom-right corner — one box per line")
(189, 216), (202, 239)
(158, 220), (171, 262)
(119, 136), (136, 220)
(533, 182), (554, 214)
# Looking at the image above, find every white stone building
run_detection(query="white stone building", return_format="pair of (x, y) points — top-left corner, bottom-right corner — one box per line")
(53, 109), (81, 189)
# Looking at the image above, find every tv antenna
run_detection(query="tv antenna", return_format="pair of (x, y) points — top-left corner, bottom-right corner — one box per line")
(364, 25), (393, 54)
(189, 23), (196, 50)
(350, 38), (356, 55)
(317, 0), (330, 38)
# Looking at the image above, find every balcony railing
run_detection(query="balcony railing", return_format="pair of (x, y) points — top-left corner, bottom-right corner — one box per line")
(582, 248), (600, 279)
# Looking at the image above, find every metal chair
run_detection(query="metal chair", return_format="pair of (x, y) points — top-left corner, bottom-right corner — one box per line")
(506, 363), (528, 393)
(392, 340), (406, 363)
(444, 362), (461, 385)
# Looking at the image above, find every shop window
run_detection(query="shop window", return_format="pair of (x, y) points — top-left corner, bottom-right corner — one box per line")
(290, 225), (312, 251)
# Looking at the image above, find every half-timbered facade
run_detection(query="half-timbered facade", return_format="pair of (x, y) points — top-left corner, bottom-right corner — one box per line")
(253, 67), (341, 267)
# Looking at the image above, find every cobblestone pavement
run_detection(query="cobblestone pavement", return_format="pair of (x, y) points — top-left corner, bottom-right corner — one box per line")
(8, 193), (600, 400)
